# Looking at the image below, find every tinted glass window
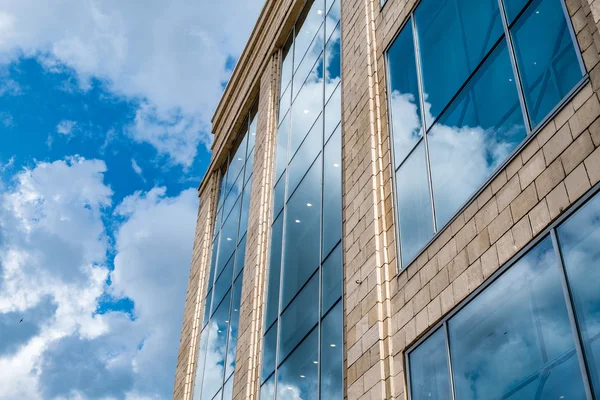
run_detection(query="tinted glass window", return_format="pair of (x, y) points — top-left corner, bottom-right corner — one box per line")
(428, 41), (526, 227)
(320, 302), (343, 399)
(262, 323), (278, 382)
(225, 273), (243, 379)
(276, 330), (319, 399)
(557, 194), (600, 397)
(287, 114), (323, 199)
(449, 237), (586, 399)
(290, 83), (323, 158)
(409, 328), (451, 400)
(275, 118), (289, 182)
(512, 0), (583, 127)
(201, 291), (231, 400)
(387, 21), (422, 164)
(282, 158), (322, 308)
(396, 141), (434, 265)
(323, 127), (342, 258)
(212, 256), (234, 316)
(321, 243), (342, 316)
(217, 197), (241, 276)
(265, 215), (284, 329)
(324, 23), (341, 103)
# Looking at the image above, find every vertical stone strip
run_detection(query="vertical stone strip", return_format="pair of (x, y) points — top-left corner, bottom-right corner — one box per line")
(232, 53), (280, 400)
(342, 0), (397, 398)
(173, 171), (220, 400)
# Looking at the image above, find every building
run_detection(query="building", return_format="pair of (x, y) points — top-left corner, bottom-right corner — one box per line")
(173, 0), (600, 398)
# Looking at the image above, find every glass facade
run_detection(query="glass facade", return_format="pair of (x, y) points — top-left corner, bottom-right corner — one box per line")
(193, 104), (258, 400)
(407, 189), (600, 400)
(261, 0), (343, 398)
(386, 0), (585, 267)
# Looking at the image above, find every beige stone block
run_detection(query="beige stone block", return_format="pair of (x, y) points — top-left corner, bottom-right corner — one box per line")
(452, 270), (469, 303)
(585, 146), (600, 185)
(481, 244), (500, 279)
(419, 256), (438, 285)
(497, 175), (521, 212)
(572, 83), (593, 110)
(456, 218), (476, 252)
(519, 150), (546, 189)
(449, 249), (468, 282)
(553, 102), (574, 130)
(488, 206), (514, 244)
(440, 285), (454, 314)
(404, 274), (420, 302)
(520, 137), (540, 164)
(513, 216), (533, 249)
(466, 259), (484, 293)
(543, 123), (572, 165)
(467, 229), (491, 264)
(427, 296), (442, 325)
(506, 154), (522, 179)
(363, 363), (382, 392)
(590, 117), (600, 146)
(565, 163), (591, 202)
(529, 199), (551, 235)
(535, 158), (566, 199)
(564, 131), (595, 176)
(547, 183), (570, 219)
(477, 186), (493, 209)
(475, 198), (499, 232)
(569, 93), (600, 138)
(413, 284), (430, 313)
(536, 120), (556, 146)
(430, 266), (450, 298)
(437, 238), (457, 270)
(510, 183), (538, 222)
(491, 170), (508, 194)
(497, 230), (517, 265)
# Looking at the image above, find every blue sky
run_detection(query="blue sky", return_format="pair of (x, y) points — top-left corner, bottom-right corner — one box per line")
(0, 1), (262, 398)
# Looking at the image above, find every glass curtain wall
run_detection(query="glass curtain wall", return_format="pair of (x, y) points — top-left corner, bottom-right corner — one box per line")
(386, 0), (586, 267)
(261, 0), (343, 399)
(192, 104), (258, 400)
(407, 189), (600, 400)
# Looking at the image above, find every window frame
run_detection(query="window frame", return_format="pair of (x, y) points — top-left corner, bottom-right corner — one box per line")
(384, 0), (588, 271)
(403, 181), (600, 400)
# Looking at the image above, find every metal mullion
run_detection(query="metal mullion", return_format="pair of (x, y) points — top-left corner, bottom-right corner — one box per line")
(276, 323), (320, 369)
(322, 238), (342, 264)
(411, 15), (438, 233)
(279, 267), (320, 317)
(497, 0), (533, 134)
(321, 295), (343, 321)
(551, 229), (594, 400)
(285, 150), (323, 203)
(444, 323), (457, 400)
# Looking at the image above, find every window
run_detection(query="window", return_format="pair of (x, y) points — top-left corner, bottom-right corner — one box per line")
(406, 189), (600, 400)
(192, 103), (257, 399)
(261, 0), (343, 399)
(387, 0), (585, 268)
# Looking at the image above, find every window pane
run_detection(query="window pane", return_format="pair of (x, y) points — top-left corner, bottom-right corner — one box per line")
(276, 329), (318, 400)
(428, 40), (526, 228)
(322, 243), (342, 316)
(282, 157), (322, 308)
(324, 83), (341, 142)
(294, 1), (325, 72)
(275, 117), (289, 182)
(557, 193), (600, 397)
(225, 273), (243, 379)
(281, 36), (293, 96)
(291, 81), (323, 159)
(203, 289), (212, 328)
(222, 175), (242, 220)
(279, 273), (319, 362)
(324, 22), (341, 103)
(273, 176), (285, 220)
(193, 327), (209, 400)
(288, 114), (322, 199)
(219, 167), (227, 211)
(262, 323), (278, 382)
(280, 85), (291, 125)
(222, 375), (233, 400)
(321, 301), (343, 400)
(265, 215), (283, 329)
(449, 236), (587, 400)
(409, 328), (451, 400)
(202, 291), (231, 400)
(396, 141), (434, 266)
(260, 373), (276, 400)
(248, 109), (257, 152)
(216, 197), (241, 276)
(245, 150), (254, 184)
(226, 138), (247, 195)
(207, 234), (219, 293)
(387, 20), (423, 165)
(293, 42), (323, 102)
(512, 0), (583, 128)
(234, 235), (246, 278)
(323, 125), (342, 258)
(503, 0), (529, 24)
(238, 181), (252, 239)
(415, 0), (503, 126)
(212, 256), (234, 316)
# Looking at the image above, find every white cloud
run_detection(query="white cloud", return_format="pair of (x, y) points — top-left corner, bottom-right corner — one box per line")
(131, 158), (143, 177)
(0, 157), (199, 399)
(56, 120), (76, 136)
(0, 0), (264, 166)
